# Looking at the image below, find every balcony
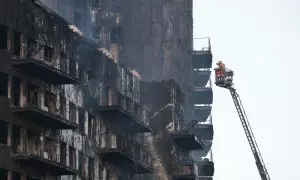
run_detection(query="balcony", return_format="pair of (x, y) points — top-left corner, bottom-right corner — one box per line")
(193, 105), (212, 122)
(193, 70), (211, 87)
(12, 154), (77, 175)
(98, 132), (153, 174)
(171, 131), (204, 151)
(11, 88), (78, 130)
(11, 130), (77, 176)
(192, 87), (213, 105)
(192, 38), (212, 70)
(192, 52), (212, 69)
(12, 42), (78, 84)
(197, 160), (215, 177)
(190, 122), (214, 141)
(97, 92), (152, 133)
(174, 159), (199, 180)
(12, 59), (78, 85)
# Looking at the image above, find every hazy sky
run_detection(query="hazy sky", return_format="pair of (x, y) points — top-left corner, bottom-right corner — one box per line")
(193, 0), (300, 179)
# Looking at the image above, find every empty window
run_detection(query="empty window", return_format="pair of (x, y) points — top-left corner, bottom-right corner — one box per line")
(26, 84), (38, 106)
(59, 96), (66, 118)
(60, 142), (67, 166)
(0, 120), (8, 145)
(0, 73), (8, 97)
(0, 25), (7, 49)
(44, 46), (53, 62)
(109, 27), (123, 44)
(78, 151), (84, 177)
(79, 109), (85, 132)
(44, 91), (50, 108)
(69, 102), (76, 122)
(12, 125), (21, 153)
(88, 157), (94, 180)
(11, 77), (20, 107)
(69, 146), (76, 169)
(13, 31), (21, 57)
(12, 172), (21, 180)
(26, 131), (40, 155)
(60, 53), (67, 72)
(44, 137), (54, 159)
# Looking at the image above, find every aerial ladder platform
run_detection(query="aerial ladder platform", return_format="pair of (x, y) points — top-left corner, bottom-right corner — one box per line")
(214, 61), (271, 180)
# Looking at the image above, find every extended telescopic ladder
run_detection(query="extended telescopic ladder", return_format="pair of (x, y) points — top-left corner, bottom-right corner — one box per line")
(214, 62), (271, 180)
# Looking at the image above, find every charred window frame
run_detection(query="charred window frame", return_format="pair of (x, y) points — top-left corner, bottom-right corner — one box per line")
(0, 120), (8, 145)
(79, 108), (85, 133)
(44, 137), (55, 159)
(11, 76), (21, 107)
(0, 25), (8, 49)
(78, 151), (84, 177)
(0, 73), (8, 97)
(88, 114), (93, 137)
(44, 46), (53, 63)
(69, 102), (76, 123)
(88, 157), (94, 180)
(13, 30), (21, 57)
(60, 142), (67, 166)
(60, 52), (67, 73)
(26, 84), (38, 106)
(69, 146), (76, 169)
(12, 125), (21, 153)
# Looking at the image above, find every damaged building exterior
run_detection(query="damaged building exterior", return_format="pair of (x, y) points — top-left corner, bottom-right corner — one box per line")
(0, 0), (214, 180)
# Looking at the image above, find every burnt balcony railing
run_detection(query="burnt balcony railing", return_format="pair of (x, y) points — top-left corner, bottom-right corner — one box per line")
(12, 42), (78, 85)
(170, 120), (204, 151)
(11, 90), (78, 130)
(97, 92), (152, 133)
(99, 132), (153, 174)
(11, 136), (77, 176)
(174, 158), (200, 180)
(197, 159), (215, 177)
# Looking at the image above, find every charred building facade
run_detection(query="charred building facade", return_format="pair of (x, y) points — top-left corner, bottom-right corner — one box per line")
(0, 0), (214, 180)
(0, 0), (153, 180)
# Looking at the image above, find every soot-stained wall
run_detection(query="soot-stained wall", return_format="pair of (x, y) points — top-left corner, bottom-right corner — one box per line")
(120, 0), (193, 93)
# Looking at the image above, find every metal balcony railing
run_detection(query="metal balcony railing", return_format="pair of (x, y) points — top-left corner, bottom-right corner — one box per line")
(174, 158), (200, 177)
(193, 37), (211, 52)
(100, 132), (153, 169)
(112, 91), (150, 127)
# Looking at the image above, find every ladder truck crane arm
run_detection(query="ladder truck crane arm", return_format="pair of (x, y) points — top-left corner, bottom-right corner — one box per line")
(214, 61), (271, 180)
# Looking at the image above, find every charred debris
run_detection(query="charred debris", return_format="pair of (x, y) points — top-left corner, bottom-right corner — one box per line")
(0, 0), (214, 180)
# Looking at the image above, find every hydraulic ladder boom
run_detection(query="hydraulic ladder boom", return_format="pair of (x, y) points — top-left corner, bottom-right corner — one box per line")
(214, 61), (271, 180)
(229, 88), (271, 180)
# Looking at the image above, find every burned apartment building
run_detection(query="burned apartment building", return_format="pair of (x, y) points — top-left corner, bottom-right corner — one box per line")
(0, 0), (214, 180)
(0, 0), (154, 180)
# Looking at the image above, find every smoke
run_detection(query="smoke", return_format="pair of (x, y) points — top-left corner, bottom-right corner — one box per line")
(145, 134), (170, 180)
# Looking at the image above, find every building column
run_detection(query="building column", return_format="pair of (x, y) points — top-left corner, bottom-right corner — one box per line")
(7, 123), (12, 147)
(20, 128), (27, 153)
(7, 171), (12, 180)
(7, 75), (11, 99)
(21, 173), (26, 180)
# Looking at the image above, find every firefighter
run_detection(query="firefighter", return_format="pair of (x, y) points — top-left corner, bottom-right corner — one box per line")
(215, 61), (225, 85)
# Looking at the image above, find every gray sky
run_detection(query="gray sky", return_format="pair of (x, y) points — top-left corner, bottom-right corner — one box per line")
(193, 0), (300, 179)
